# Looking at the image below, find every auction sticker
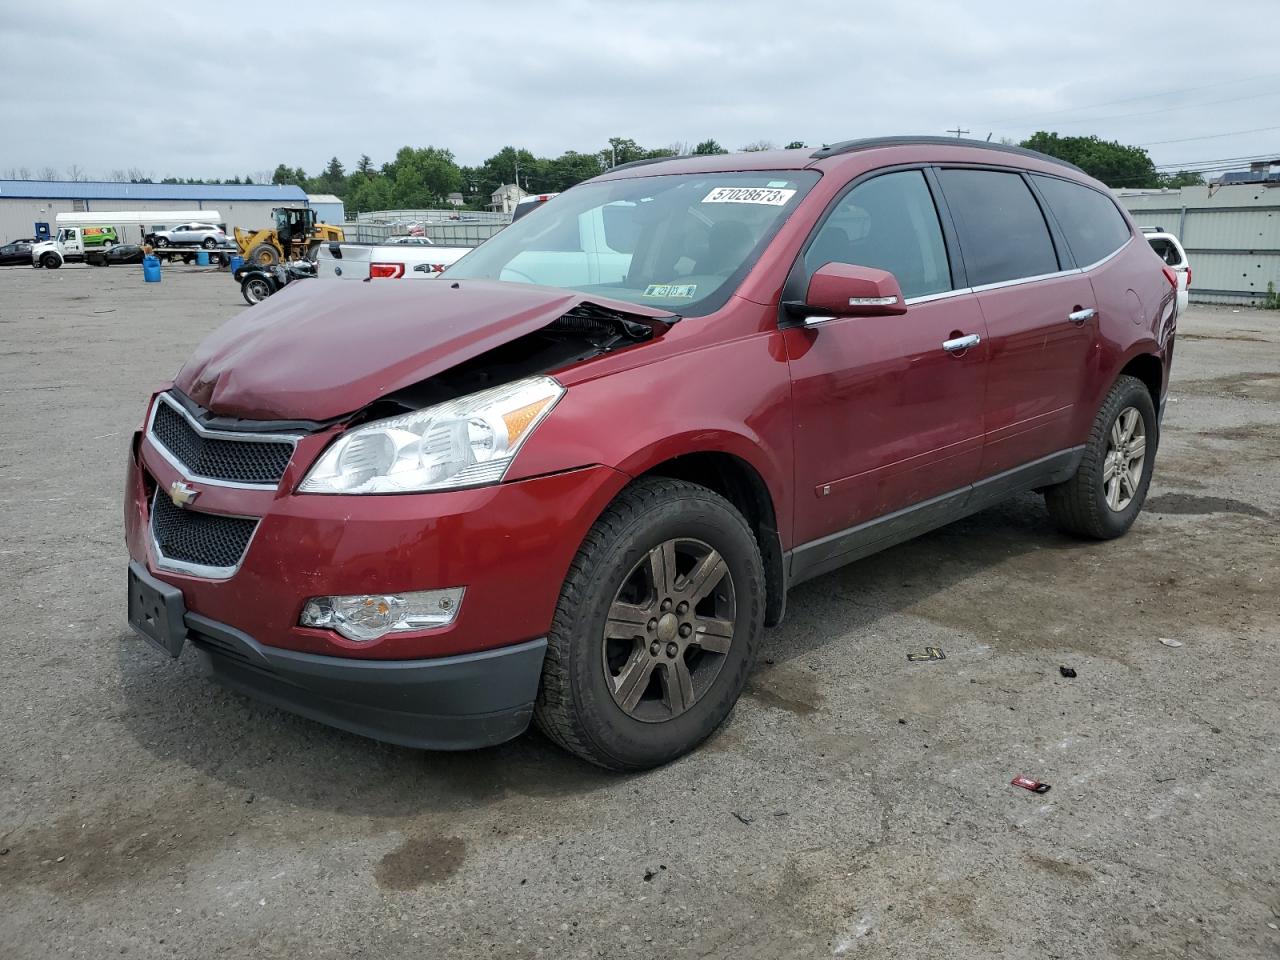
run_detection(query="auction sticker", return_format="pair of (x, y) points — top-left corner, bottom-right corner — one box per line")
(702, 186), (796, 205)
(643, 283), (697, 298)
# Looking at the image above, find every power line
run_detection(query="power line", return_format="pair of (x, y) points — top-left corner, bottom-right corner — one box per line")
(980, 71), (1280, 126)
(1031, 89), (1279, 127)
(1142, 124), (1280, 146)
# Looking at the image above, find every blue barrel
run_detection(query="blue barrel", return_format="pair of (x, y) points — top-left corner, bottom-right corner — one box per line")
(143, 255), (161, 283)
(229, 254), (244, 275)
(196, 250), (210, 266)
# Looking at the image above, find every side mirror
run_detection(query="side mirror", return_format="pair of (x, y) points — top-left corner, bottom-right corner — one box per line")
(790, 262), (908, 325)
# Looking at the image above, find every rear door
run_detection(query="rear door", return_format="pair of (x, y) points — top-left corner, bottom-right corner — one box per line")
(784, 168), (989, 555)
(936, 167), (1097, 477)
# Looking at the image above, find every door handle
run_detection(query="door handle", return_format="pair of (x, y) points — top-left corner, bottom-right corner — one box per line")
(942, 333), (981, 353)
(1068, 307), (1097, 324)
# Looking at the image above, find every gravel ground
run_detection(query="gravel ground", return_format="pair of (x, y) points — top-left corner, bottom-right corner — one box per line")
(1, 265), (1277, 959)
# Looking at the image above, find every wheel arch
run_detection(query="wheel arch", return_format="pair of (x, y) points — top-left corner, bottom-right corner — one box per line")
(633, 450), (787, 628)
(1118, 348), (1165, 411)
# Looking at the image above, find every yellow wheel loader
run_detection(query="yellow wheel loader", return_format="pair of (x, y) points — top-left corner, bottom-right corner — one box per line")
(234, 207), (344, 265)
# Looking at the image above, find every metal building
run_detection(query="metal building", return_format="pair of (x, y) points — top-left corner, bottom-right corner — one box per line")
(306, 193), (346, 227)
(1117, 184), (1280, 305)
(0, 180), (310, 246)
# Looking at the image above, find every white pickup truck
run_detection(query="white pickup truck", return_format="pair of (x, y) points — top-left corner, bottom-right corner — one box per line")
(315, 241), (472, 280)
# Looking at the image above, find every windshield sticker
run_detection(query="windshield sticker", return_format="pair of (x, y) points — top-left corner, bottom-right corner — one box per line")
(702, 186), (796, 206)
(643, 283), (697, 299)
(767, 180), (790, 188)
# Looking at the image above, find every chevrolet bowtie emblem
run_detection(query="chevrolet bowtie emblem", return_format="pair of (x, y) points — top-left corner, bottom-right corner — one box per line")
(168, 480), (200, 508)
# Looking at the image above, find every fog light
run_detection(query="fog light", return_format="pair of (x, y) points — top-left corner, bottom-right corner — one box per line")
(300, 588), (464, 642)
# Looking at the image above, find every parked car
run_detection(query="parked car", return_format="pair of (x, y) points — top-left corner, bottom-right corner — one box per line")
(1142, 228), (1190, 317)
(125, 137), (1176, 770)
(511, 192), (559, 222)
(385, 235), (435, 245)
(0, 240), (33, 265)
(314, 240), (470, 280)
(146, 223), (227, 249)
(87, 243), (145, 266)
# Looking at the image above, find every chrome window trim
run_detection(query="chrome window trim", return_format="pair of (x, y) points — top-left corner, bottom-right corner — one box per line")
(146, 392), (300, 490)
(149, 489), (260, 580)
(969, 267), (1083, 294)
(904, 287), (974, 306)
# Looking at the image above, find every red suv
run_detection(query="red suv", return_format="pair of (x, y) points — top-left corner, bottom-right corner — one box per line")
(126, 137), (1176, 769)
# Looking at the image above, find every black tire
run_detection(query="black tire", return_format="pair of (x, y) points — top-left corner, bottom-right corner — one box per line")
(41, 253), (61, 269)
(201, 237), (217, 249)
(154, 236), (170, 247)
(241, 276), (272, 305)
(1044, 375), (1157, 540)
(102, 240), (115, 250)
(534, 477), (765, 770)
(248, 244), (280, 266)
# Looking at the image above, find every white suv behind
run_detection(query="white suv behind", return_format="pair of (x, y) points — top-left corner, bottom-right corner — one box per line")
(147, 222), (228, 249)
(1142, 227), (1190, 316)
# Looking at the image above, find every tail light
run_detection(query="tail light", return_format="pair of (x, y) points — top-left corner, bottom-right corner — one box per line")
(1162, 266), (1178, 289)
(369, 262), (405, 279)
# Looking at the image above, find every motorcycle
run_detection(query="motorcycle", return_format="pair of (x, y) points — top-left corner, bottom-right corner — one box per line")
(234, 259), (316, 306)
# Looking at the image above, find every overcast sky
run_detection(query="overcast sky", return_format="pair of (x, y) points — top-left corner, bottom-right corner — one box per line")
(2, 0), (1275, 181)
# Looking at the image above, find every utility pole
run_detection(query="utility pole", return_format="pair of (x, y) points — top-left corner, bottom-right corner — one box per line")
(946, 126), (970, 139)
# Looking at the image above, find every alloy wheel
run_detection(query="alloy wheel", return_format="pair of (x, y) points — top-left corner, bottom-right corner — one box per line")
(1103, 406), (1146, 511)
(601, 538), (736, 722)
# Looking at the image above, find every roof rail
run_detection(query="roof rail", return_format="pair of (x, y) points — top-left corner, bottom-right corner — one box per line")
(809, 136), (1085, 174)
(607, 155), (679, 173)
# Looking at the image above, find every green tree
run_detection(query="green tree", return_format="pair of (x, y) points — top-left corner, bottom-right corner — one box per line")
(1159, 170), (1205, 188)
(785, 140), (807, 150)
(1019, 132), (1159, 188)
(693, 139), (728, 155)
(740, 140), (776, 152)
(544, 150), (603, 191)
(388, 145), (462, 207)
(348, 174), (394, 214)
(356, 154), (374, 176)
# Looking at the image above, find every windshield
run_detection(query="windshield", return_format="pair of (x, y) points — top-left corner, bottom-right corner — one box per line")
(446, 170), (820, 315)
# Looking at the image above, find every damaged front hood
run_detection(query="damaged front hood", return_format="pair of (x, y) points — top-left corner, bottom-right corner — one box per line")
(175, 278), (672, 421)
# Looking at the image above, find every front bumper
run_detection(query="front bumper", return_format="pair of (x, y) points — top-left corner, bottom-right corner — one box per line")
(129, 561), (546, 749)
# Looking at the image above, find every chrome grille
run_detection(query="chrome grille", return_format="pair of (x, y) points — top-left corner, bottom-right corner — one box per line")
(150, 492), (258, 576)
(149, 394), (296, 486)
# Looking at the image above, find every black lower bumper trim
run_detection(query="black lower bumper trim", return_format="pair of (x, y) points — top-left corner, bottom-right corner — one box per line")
(184, 613), (546, 750)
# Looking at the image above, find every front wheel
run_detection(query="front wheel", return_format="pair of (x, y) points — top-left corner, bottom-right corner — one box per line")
(201, 237), (217, 249)
(241, 276), (272, 305)
(534, 477), (764, 770)
(154, 236), (170, 247)
(1044, 374), (1157, 539)
(41, 253), (61, 269)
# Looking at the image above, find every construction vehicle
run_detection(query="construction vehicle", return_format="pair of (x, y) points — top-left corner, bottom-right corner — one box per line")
(234, 207), (344, 265)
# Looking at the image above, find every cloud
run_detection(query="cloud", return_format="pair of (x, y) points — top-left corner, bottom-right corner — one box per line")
(1, 0), (1275, 178)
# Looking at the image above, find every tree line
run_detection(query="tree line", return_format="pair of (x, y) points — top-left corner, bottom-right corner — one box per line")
(2, 132), (1202, 213)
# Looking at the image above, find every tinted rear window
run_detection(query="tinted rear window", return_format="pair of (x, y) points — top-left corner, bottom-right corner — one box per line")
(938, 169), (1059, 286)
(1033, 175), (1132, 267)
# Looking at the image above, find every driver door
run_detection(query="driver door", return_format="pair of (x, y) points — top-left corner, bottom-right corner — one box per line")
(783, 169), (989, 572)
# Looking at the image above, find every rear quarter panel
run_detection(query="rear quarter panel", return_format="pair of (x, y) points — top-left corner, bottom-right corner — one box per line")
(1075, 236), (1176, 438)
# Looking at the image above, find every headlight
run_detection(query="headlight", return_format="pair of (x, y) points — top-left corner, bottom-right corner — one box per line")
(299, 375), (563, 494)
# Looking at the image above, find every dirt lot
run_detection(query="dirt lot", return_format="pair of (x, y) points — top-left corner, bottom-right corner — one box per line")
(1, 265), (1277, 959)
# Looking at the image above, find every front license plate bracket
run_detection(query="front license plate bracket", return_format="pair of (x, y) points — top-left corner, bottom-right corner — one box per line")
(127, 564), (187, 658)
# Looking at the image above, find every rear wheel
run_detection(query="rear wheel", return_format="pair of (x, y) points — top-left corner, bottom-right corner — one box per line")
(241, 276), (272, 305)
(201, 237), (217, 249)
(248, 243), (279, 266)
(154, 236), (170, 247)
(534, 478), (764, 770)
(1044, 374), (1157, 539)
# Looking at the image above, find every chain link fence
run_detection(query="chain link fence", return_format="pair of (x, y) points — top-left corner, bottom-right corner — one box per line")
(342, 208), (511, 247)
